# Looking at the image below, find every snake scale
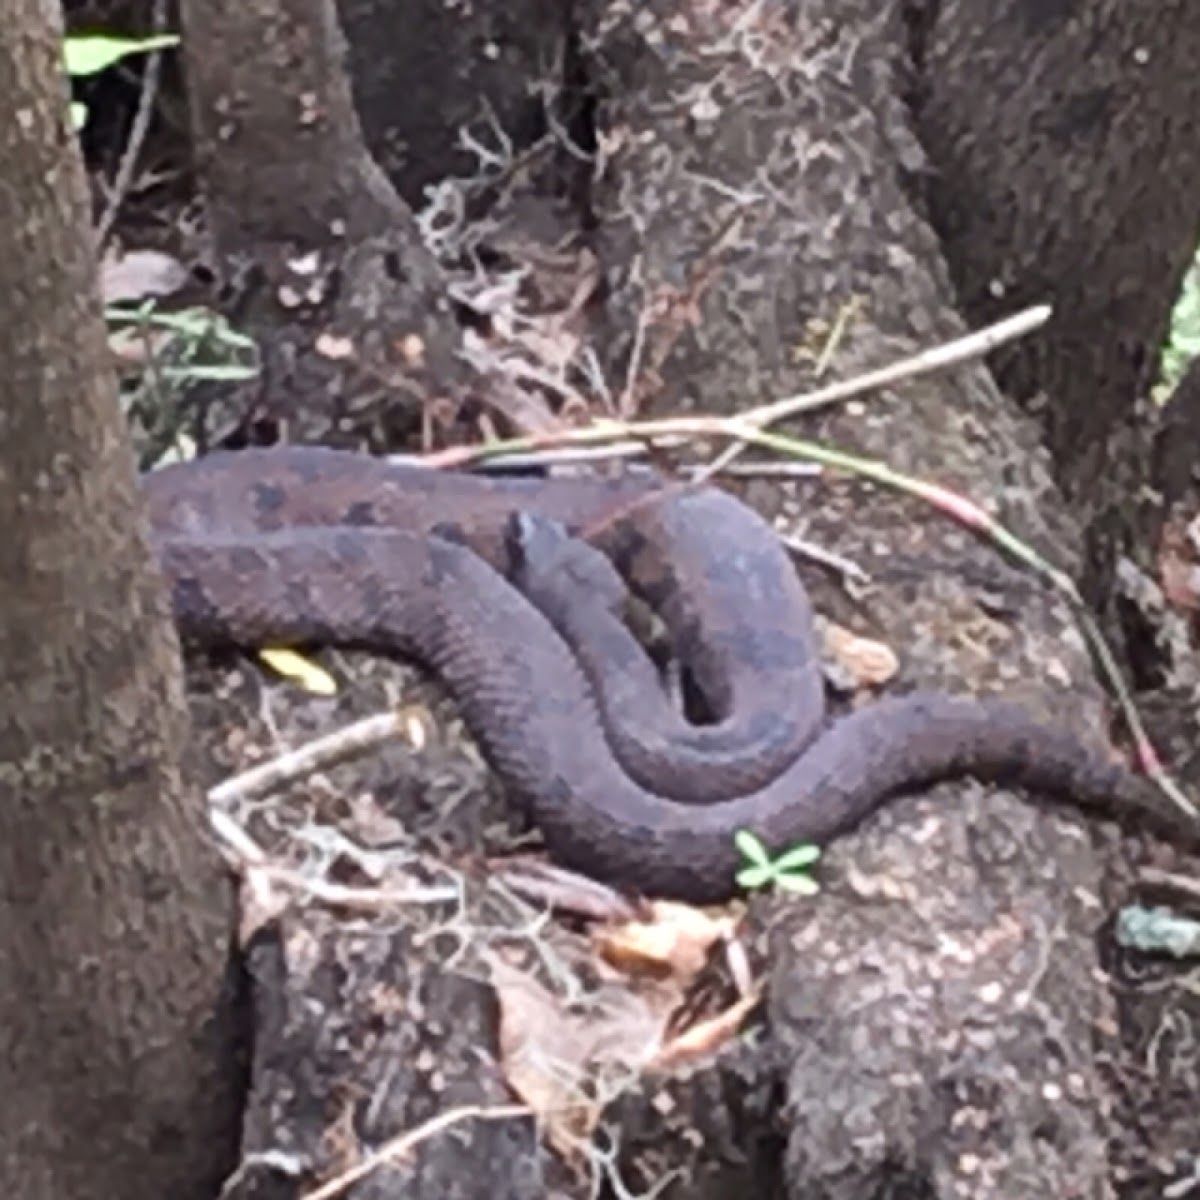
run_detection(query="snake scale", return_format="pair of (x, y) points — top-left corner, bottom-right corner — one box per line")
(142, 445), (1198, 902)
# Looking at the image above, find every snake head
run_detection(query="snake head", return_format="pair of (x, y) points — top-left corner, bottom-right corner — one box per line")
(506, 509), (572, 565)
(506, 510), (629, 615)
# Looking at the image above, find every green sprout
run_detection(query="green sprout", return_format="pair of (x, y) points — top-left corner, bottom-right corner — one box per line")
(734, 830), (821, 896)
(1162, 266), (1200, 393)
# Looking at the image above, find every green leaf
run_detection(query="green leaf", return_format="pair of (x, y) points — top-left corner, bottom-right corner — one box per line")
(106, 305), (259, 350)
(736, 864), (773, 890)
(1162, 257), (1200, 389)
(772, 873), (820, 896)
(158, 364), (261, 382)
(258, 649), (338, 696)
(771, 843), (821, 872)
(734, 829), (771, 866)
(64, 33), (179, 79)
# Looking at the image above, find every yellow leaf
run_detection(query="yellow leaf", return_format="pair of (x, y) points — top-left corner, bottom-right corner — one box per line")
(258, 648), (338, 695)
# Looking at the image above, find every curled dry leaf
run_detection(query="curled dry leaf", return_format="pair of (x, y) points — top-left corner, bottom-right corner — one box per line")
(592, 899), (739, 983)
(491, 956), (663, 1160)
(820, 619), (900, 689)
(493, 905), (761, 1148)
(650, 990), (763, 1071)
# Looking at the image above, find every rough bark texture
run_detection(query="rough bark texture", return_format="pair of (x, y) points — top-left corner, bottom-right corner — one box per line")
(224, 915), (545, 1200)
(0, 7), (245, 1198)
(101, 0), (1200, 1196)
(338, 0), (566, 206)
(908, 0), (1200, 591)
(575, 4), (1135, 1195)
(177, 0), (468, 445)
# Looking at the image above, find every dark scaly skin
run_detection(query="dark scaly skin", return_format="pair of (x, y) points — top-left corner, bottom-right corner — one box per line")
(156, 524), (1200, 903)
(143, 446), (824, 802)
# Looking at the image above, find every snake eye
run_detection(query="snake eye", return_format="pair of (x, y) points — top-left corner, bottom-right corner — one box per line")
(505, 510), (569, 567)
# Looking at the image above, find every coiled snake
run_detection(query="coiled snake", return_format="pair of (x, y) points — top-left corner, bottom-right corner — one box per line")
(143, 446), (1197, 901)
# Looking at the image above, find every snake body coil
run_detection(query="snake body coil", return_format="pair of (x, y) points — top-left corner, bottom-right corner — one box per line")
(144, 447), (1196, 901)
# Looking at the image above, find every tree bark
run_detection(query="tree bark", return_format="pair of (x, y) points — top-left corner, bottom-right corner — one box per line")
(571, 9), (1127, 1196)
(910, 0), (1200, 532)
(0, 7), (245, 1199)
(181, 0), (411, 248)
(338, 0), (565, 204)
(175, 0), (467, 448)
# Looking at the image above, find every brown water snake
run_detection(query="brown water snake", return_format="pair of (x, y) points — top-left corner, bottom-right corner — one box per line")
(143, 446), (1200, 902)
(145, 445), (823, 804)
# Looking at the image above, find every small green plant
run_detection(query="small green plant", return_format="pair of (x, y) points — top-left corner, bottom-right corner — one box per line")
(106, 303), (260, 383)
(63, 32), (180, 130)
(1162, 262), (1200, 393)
(734, 830), (821, 896)
(107, 302), (261, 468)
